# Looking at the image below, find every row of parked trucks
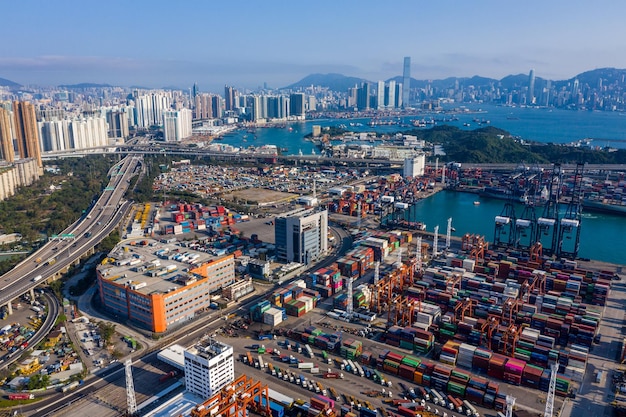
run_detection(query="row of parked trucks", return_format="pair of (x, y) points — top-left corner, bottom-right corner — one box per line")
(397, 385), (480, 417)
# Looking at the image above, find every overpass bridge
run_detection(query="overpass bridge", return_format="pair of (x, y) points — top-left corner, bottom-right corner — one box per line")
(41, 144), (626, 173)
(0, 156), (140, 317)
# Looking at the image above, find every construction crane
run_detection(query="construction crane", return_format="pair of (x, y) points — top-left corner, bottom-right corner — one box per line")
(544, 363), (558, 417)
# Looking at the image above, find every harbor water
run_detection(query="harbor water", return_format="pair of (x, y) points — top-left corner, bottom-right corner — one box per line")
(406, 190), (626, 265)
(219, 104), (626, 155)
(217, 105), (626, 265)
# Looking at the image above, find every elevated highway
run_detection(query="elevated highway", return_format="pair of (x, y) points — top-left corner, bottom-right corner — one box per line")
(0, 156), (141, 316)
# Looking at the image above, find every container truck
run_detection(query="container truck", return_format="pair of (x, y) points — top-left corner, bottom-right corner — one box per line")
(462, 400), (479, 417)
(159, 371), (179, 383)
(304, 344), (313, 357)
(61, 380), (80, 393)
(298, 362), (314, 369)
(9, 393), (34, 400)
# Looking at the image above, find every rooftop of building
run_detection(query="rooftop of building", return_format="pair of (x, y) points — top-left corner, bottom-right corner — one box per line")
(186, 337), (232, 360)
(96, 238), (230, 296)
(275, 206), (326, 219)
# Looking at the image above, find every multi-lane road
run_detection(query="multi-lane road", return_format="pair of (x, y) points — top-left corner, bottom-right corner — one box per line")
(0, 155), (141, 311)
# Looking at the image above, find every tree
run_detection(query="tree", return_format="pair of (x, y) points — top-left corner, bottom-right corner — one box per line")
(97, 322), (116, 347)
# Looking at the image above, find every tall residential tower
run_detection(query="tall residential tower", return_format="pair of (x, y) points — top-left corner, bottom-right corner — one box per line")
(12, 101), (42, 168)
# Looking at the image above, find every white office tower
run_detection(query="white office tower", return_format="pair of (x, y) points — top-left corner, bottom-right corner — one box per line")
(184, 338), (234, 398)
(377, 81), (385, 109)
(403, 154), (426, 178)
(387, 80), (396, 109)
(163, 109), (192, 142)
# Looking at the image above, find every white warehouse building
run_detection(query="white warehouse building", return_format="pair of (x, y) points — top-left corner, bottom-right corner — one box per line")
(403, 154), (426, 178)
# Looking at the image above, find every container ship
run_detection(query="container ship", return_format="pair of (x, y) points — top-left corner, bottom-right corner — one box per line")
(582, 198), (626, 216)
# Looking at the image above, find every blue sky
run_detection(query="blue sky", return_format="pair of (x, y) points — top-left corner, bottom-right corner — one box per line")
(2, 1), (625, 92)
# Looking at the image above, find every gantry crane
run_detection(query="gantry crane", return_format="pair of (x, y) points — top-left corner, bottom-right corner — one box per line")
(501, 324), (519, 357)
(494, 182), (518, 248)
(515, 199), (538, 250)
(529, 241), (543, 264)
(190, 374), (271, 417)
(557, 162), (584, 260)
(536, 164), (562, 256)
(462, 234), (488, 263)
(481, 316), (500, 351)
(454, 297), (476, 324)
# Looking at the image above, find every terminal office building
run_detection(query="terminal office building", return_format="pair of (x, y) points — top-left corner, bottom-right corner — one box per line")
(275, 208), (328, 265)
(96, 239), (235, 333)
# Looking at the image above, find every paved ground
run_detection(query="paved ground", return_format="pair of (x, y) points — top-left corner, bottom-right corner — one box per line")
(561, 278), (625, 417)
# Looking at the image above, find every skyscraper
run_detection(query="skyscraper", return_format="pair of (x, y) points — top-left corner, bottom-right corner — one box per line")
(357, 82), (370, 111)
(377, 81), (385, 109)
(12, 101), (42, 168)
(387, 80), (396, 109)
(0, 108), (15, 162)
(528, 69), (536, 105)
(402, 57), (411, 108)
(224, 85), (236, 111)
(289, 93), (305, 118)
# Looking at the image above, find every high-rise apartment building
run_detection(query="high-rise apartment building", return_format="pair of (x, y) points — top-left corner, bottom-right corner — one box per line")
(211, 95), (223, 119)
(135, 93), (171, 129)
(194, 94), (213, 120)
(224, 85), (236, 111)
(402, 57), (411, 108)
(184, 338), (234, 399)
(0, 108), (15, 162)
(163, 109), (192, 142)
(290, 93), (306, 118)
(106, 110), (130, 140)
(39, 119), (72, 151)
(274, 208), (328, 265)
(357, 83), (370, 111)
(12, 101), (42, 167)
(395, 82), (403, 108)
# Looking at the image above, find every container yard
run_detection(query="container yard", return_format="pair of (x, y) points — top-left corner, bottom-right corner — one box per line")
(238, 212), (623, 417)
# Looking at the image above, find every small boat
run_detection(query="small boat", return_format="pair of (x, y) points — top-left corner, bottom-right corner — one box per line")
(473, 201), (481, 205)
(451, 227), (456, 232)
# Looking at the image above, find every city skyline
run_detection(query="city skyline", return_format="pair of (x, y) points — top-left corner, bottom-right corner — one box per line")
(2, 1), (626, 92)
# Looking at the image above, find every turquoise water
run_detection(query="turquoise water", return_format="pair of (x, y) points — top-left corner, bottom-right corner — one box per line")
(406, 190), (626, 265)
(217, 106), (626, 264)
(218, 104), (626, 155)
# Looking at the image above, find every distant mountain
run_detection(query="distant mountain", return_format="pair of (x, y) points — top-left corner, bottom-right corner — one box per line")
(284, 73), (369, 92)
(59, 82), (113, 89)
(0, 77), (20, 88)
(561, 67), (626, 88)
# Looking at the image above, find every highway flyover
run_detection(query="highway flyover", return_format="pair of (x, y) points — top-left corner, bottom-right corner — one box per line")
(0, 155), (141, 318)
